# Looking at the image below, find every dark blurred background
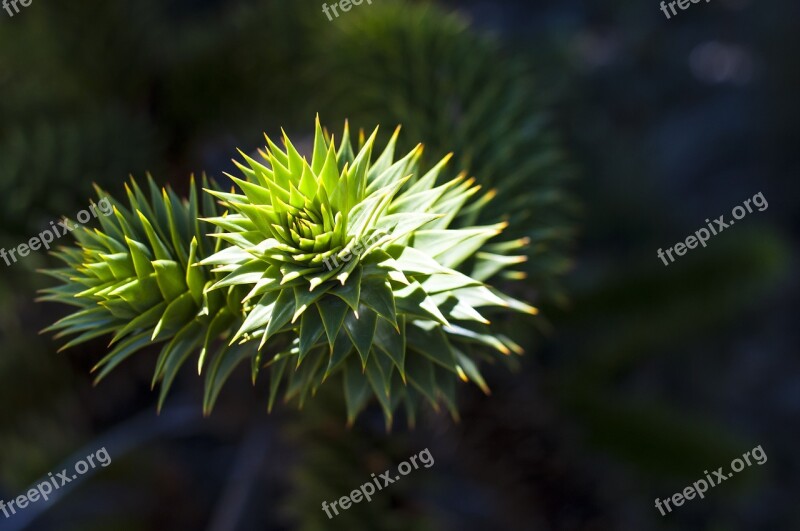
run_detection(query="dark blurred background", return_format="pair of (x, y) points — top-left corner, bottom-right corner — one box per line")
(0, 0), (797, 530)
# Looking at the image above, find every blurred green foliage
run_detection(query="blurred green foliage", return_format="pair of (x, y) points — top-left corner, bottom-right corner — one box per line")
(310, 0), (577, 303)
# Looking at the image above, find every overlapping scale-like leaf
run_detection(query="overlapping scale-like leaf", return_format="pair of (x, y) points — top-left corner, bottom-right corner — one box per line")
(41, 118), (536, 427)
(40, 176), (245, 413)
(202, 118), (536, 427)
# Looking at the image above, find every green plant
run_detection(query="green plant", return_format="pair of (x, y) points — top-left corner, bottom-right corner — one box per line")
(311, 0), (576, 304)
(39, 175), (247, 413)
(41, 119), (534, 427)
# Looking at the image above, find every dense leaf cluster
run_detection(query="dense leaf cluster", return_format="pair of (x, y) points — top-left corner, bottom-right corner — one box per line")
(42, 119), (534, 427)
